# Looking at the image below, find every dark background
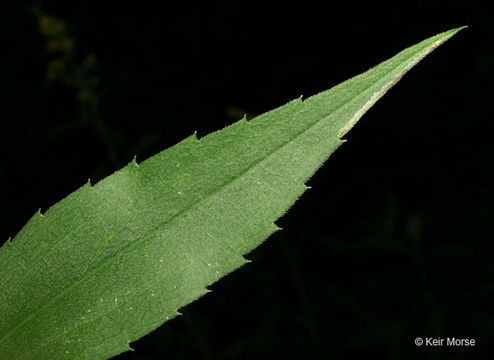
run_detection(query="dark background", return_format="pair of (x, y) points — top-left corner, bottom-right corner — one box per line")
(1, 1), (492, 359)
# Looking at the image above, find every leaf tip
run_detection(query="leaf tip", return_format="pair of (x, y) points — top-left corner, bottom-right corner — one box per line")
(451, 25), (469, 33)
(436, 25), (468, 44)
(337, 27), (465, 139)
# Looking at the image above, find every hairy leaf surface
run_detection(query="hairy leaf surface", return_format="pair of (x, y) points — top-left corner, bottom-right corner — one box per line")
(0, 27), (463, 359)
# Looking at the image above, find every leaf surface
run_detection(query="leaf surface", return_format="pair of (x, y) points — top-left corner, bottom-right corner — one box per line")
(0, 27), (463, 359)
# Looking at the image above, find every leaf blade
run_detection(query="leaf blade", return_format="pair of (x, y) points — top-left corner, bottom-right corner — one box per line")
(0, 27), (464, 359)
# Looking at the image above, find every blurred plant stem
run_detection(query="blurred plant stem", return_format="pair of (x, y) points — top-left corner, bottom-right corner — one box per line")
(32, 7), (117, 164)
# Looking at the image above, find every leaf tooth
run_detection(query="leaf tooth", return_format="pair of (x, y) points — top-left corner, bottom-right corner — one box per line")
(204, 255), (252, 284)
(241, 255), (252, 264)
(192, 130), (200, 142)
(123, 157), (139, 170)
(36, 208), (45, 218)
(131, 155), (139, 167)
(271, 222), (283, 232)
(74, 179), (93, 195)
(0, 237), (12, 253)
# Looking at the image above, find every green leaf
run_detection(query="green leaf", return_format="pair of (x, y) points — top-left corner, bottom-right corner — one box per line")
(0, 27), (464, 359)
